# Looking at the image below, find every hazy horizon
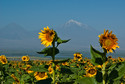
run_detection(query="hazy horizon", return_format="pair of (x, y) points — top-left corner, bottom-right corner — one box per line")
(0, 0), (125, 57)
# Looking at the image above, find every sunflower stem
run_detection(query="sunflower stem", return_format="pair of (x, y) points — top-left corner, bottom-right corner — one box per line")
(102, 50), (107, 84)
(52, 42), (56, 84)
(102, 62), (106, 84)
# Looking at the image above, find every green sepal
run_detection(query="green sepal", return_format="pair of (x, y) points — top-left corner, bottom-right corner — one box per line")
(90, 45), (106, 65)
(56, 37), (70, 47)
(37, 47), (59, 56)
(53, 31), (58, 42)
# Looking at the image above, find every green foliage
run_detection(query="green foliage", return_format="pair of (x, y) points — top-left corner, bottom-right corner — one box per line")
(54, 59), (70, 65)
(90, 45), (106, 65)
(95, 71), (103, 84)
(56, 37), (70, 47)
(37, 47), (59, 57)
(75, 77), (97, 84)
(107, 62), (125, 83)
(30, 65), (48, 72)
(36, 78), (52, 84)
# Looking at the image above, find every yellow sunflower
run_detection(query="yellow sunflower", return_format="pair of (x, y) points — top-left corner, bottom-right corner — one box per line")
(56, 64), (60, 71)
(98, 29), (119, 53)
(62, 62), (69, 66)
(0, 55), (8, 64)
(73, 53), (82, 61)
(11, 74), (20, 84)
(118, 57), (124, 62)
(26, 70), (34, 74)
(48, 66), (53, 74)
(34, 72), (48, 80)
(22, 56), (30, 61)
(85, 67), (97, 77)
(38, 26), (55, 47)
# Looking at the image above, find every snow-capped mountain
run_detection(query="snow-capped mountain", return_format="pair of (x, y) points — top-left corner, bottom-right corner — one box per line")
(55, 19), (99, 50)
(0, 20), (99, 51)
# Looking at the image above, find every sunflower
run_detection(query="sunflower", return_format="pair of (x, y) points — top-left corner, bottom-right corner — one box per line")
(85, 67), (97, 77)
(118, 57), (124, 62)
(98, 29), (119, 53)
(26, 70), (34, 74)
(73, 53), (82, 61)
(62, 62), (69, 66)
(0, 55), (8, 64)
(34, 72), (48, 80)
(38, 26), (55, 47)
(48, 66), (53, 74)
(22, 56), (30, 61)
(107, 56), (112, 59)
(11, 74), (20, 84)
(56, 64), (60, 71)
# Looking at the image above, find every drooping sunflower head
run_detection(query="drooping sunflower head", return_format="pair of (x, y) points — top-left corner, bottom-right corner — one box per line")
(38, 26), (55, 47)
(22, 56), (30, 61)
(85, 67), (97, 77)
(34, 72), (48, 80)
(98, 29), (119, 53)
(0, 55), (8, 64)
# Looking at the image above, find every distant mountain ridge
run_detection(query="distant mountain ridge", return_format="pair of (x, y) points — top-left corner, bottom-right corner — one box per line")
(55, 19), (99, 50)
(0, 23), (34, 40)
(0, 23), (40, 49)
(1, 20), (122, 51)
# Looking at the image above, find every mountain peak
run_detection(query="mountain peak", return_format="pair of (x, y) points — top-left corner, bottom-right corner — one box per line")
(66, 19), (82, 27)
(4, 23), (24, 30)
(0, 23), (31, 40)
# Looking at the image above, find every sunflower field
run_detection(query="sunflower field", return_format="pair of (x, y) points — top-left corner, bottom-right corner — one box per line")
(0, 27), (125, 84)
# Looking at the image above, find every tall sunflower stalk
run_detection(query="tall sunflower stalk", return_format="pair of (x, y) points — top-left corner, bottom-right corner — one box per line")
(38, 26), (70, 84)
(52, 41), (56, 84)
(98, 29), (119, 84)
(90, 29), (119, 84)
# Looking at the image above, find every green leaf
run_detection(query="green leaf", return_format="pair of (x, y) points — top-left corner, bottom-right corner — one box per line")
(4, 77), (14, 84)
(70, 67), (81, 74)
(53, 59), (70, 64)
(75, 77), (97, 84)
(29, 65), (48, 72)
(36, 78), (52, 84)
(37, 47), (59, 56)
(0, 63), (3, 71)
(95, 71), (102, 84)
(56, 37), (70, 47)
(21, 74), (31, 82)
(90, 45), (106, 65)
(60, 66), (74, 74)
(108, 62), (125, 81)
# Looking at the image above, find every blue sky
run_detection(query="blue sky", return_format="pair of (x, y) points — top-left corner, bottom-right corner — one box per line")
(0, 0), (125, 32)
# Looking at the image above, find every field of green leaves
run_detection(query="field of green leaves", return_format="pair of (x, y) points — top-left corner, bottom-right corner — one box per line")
(0, 55), (125, 84)
(0, 26), (125, 84)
